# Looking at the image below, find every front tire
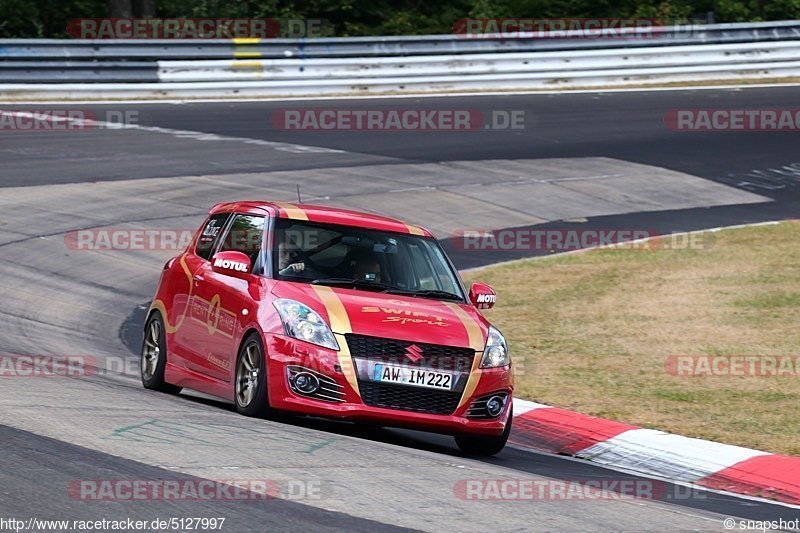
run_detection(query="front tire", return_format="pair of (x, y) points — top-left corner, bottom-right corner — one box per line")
(141, 312), (182, 394)
(235, 333), (271, 418)
(454, 405), (512, 456)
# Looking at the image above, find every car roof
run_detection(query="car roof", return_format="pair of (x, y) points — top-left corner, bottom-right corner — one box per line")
(208, 201), (432, 237)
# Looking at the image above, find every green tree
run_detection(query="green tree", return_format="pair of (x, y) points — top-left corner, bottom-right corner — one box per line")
(0, 0), (798, 38)
(0, 0), (106, 38)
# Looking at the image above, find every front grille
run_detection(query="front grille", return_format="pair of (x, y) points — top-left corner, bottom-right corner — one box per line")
(359, 381), (462, 415)
(346, 333), (477, 372)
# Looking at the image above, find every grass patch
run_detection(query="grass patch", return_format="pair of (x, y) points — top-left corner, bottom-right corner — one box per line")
(465, 221), (800, 456)
(733, 292), (800, 309)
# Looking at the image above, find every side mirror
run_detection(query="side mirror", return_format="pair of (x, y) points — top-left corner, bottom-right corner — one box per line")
(469, 282), (497, 309)
(211, 251), (252, 279)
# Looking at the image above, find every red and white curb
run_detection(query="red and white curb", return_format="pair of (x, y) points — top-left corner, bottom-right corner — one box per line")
(511, 398), (800, 505)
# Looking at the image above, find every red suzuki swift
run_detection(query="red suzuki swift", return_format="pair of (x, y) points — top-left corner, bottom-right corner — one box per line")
(142, 201), (513, 455)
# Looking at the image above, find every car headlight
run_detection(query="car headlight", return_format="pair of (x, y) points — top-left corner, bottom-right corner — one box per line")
(273, 299), (339, 351)
(480, 326), (509, 368)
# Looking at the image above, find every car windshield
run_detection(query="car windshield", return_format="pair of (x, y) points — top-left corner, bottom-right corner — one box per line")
(272, 218), (465, 301)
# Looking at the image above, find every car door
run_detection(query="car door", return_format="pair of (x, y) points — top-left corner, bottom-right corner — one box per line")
(185, 212), (266, 382)
(170, 212), (230, 370)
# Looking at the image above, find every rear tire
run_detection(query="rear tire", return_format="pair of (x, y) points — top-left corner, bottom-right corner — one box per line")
(235, 333), (271, 418)
(141, 312), (182, 394)
(454, 405), (512, 456)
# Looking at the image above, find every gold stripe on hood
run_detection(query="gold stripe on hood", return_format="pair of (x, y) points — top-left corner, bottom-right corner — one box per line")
(444, 302), (485, 351)
(444, 302), (486, 408)
(311, 285), (359, 397)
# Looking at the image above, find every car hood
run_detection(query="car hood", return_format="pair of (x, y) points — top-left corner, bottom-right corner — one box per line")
(271, 282), (489, 350)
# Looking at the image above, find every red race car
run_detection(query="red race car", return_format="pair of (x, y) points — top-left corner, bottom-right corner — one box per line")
(142, 201), (513, 455)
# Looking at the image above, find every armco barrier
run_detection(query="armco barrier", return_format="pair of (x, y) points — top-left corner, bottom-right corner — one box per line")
(0, 20), (799, 98)
(156, 42), (800, 82)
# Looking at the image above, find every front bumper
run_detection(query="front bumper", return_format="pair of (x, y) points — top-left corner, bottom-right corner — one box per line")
(265, 334), (513, 436)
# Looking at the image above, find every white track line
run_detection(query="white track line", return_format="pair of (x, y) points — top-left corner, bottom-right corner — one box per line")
(0, 110), (345, 154)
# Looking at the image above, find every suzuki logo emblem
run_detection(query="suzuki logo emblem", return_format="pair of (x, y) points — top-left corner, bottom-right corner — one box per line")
(405, 344), (423, 363)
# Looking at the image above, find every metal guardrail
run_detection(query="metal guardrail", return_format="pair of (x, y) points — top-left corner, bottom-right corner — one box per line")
(0, 20), (798, 97)
(155, 42), (800, 82)
(0, 62), (159, 83)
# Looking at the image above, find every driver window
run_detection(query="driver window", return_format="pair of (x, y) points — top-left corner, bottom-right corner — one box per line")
(218, 214), (265, 267)
(276, 224), (344, 279)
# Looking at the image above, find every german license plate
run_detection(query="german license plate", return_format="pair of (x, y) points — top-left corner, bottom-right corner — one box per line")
(373, 364), (453, 390)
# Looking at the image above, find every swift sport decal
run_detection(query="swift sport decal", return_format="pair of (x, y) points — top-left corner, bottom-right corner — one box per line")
(360, 306), (450, 327)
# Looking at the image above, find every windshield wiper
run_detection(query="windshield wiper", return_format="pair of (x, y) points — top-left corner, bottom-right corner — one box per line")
(402, 289), (463, 301)
(311, 278), (463, 301)
(310, 278), (400, 292)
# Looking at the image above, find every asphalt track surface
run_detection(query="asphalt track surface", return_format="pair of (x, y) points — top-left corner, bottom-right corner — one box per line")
(0, 87), (799, 531)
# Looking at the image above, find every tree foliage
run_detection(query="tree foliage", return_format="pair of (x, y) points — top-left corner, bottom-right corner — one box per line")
(0, 0), (796, 38)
